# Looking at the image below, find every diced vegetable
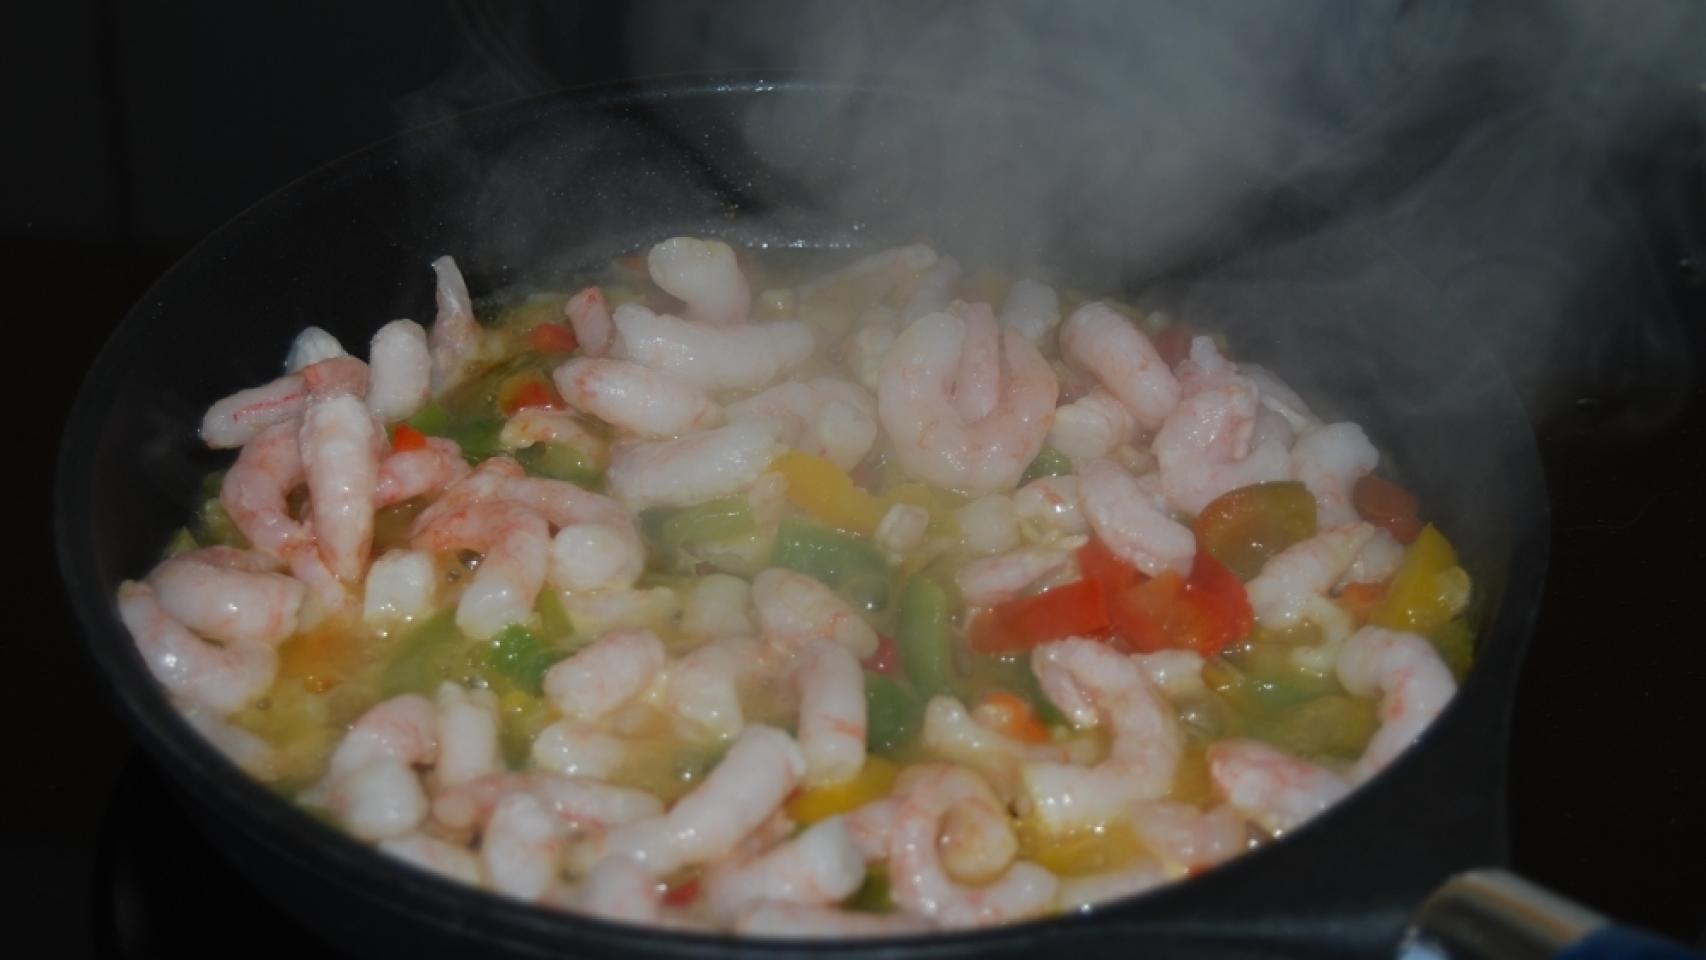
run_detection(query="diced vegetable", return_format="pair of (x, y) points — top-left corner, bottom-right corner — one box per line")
(1104, 548), (1253, 657)
(787, 756), (900, 824)
(1430, 617), (1475, 680)
(967, 577), (1108, 654)
(773, 450), (886, 535)
(526, 322), (578, 354)
(1370, 524), (1469, 636)
(1218, 641), (1341, 710)
(1193, 481), (1317, 581)
(483, 624), (567, 695)
(405, 403), (505, 463)
(1019, 446), (1073, 486)
(1015, 817), (1145, 875)
(1251, 693), (1378, 761)
(390, 423), (429, 453)
(642, 497), (756, 555)
(771, 516), (889, 589)
(844, 866), (895, 913)
(1335, 579), (1389, 626)
(862, 633), (900, 676)
(1353, 473), (1422, 544)
(535, 588), (574, 640)
(865, 672), (924, 755)
(896, 576), (957, 700)
(1152, 325), (1197, 368)
(976, 691), (1050, 744)
(497, 374), (558, 417)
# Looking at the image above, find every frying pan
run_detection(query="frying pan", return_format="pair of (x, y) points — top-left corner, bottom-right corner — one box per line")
(54, 80), (1547, 959)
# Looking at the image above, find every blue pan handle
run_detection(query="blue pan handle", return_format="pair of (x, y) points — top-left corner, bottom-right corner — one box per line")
(1400, 869), (1702, 960)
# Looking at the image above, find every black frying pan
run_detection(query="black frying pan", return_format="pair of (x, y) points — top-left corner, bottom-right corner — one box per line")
(54, 80), (1547, 959)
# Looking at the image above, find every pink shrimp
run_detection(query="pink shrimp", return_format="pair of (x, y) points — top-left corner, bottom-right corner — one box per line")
(428, 255), (484, 395)
(1206, 739), (1351, 836)
(1290, 423), (1380, 527)
(411, 498), (548, 639)
(1337, 626), (1456, 782)
(1058, 302), (1179, 430)
(610, 303), (816, 393)
(1014, 474), (1088, 539)
(647, 236), (752, 328)
(1154, 370), (1291, 516)
(374, 436), (469, 507)
(482, 791), (567, 901)
(886, 764), (1057, 928)
(300, 393), (378, 581)
(1078, 458), (1195, 578)
(116, 581), (277, 716)
(664, 635), (761, 740)
(950, 302), (1002, 422)
(553, 357), (722, 439)
(751, 568), (879, 659)
(900, 256), (961, 321)
(876, 311), (1058, 496)
(309, 694), (438, 841)
(220, 420), (308, 558)
(1021, 638), (1182, 831)
(147, 546), (302, 646)
(998, 278), (1060, 345)
(434, 682), (501, 788)
(284, 326), (347, 372)
(1129, 801), (1250, 874)
(954, 543), (1081, 608)
(797, 243), (938, 305)
(704, 816), (867, 921)
(574, 856), (666, 924)
(920, 696), (1093, 802)
(491, 473), (645, 593)
(792, 641), (867, 787)
(542, 628), (666, 723)
(432, 771), (663, 834)
(565, 286), (613, 357)
(606, 419), (784, 510)
(1048, 389), (1138, 467)
(200, 373), (308, 449)
(844, 799), (896, 862)
(366, 318), (431, 423)
(724, 378), (878, 471)
(301, 355), (370, 399)
(1245, 522), (1377, 631)
(324, 693), (439, 780)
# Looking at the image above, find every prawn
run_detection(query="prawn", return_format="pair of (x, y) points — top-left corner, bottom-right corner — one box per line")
(997, 278), (1060, 346)
(796, 243), (938, 305)
(1154, 362), (1291, 516)
(434, 682), (501, 788)
(498, 473), (645, 593)
(647, 237), (751, 327)
(1336, 625), (1456, 782)
(1021, 638), (1182, 831)
(482, 791), (566, 901)
(283, 326), (347, 373)
(1078, 458), (1195, 578)
(1056, 860), (1170, 912)
(428, 255), (485, 395)
(432, 771), (663, 834)
(1058, 302), (1179, 430)
(877, 310), (1058, 496)
(411, 498), (549, 640)
(1014, 474), (1088, 540)
(542, 628), (667, 723)
(498, 408), (609, 470)
(116, 581), (277, 716)
(361, 549), (437, 624)
(374, 436), (469, 507)
(954, 542), (1082, 608)
(220, 420), (308, 558)
(791, 641), (867, 787)
(900, 255), (961, 321)
(1245, 522), (1376, 631)
(200, 374), (308, 450)
(751, 567), (879, 659)
(704, 816), (867, 921)
(310, 693), (438, 841)
(300, 392), (379, 581)
(1206, 739), (1350, 836)
(553, 357), (723, 439)
(1048, 390), (1137, 468)
(664, 634), (760, 741)
(379, 833), (483, 886)
(1290, 423), (1379, 526)
(565, 286), (612, 357)
(610, 303), (815, 393)
(1128, 801), (1249, 875)
(147, 546), (303, 646)
(605, 419), (783, 510)
(724, 378), (878, 471)
(366, 319), (431, 423)
(920, 696), (1093, 803)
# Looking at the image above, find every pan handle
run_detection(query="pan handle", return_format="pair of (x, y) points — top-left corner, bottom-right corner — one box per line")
(1399, 869), (1702, 960)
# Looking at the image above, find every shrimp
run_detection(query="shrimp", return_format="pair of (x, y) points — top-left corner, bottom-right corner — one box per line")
(844, 799), (896, 862)
(938, 795), (1019, 884)
(428, 255), (484, 395)
(498, 408), (609, 467)
(1048, 390), (1137, 467)
(300, 355), (371, 399)
(287, 536), (351, 629)
(553, 357), (722, 439)
(875, 502), (931, 560)
(1058, 302), (1179, 430)
(1245, 523), (1376, 631)
(1154, 372), (1291, 516)
(324, 693), (439, 779)
(1336, 626), (1456, 782)
(406, 456), (525, 534)
(361, 556), (435, 631)
(792, 641), (867, 787)
(680, 572), (754, 642)
(901, 256), (961, 321)
(574, 856), (664, 924)
(565, 286), (613, 357)
(704, 816), (867, 921)
(147, 546), (303, 646)
(411, 499), (549, 639)
(844, 314), (897, 392)
(736, 901), (934, 938)
(542, 628), (666, 723)
(886, 764), (1058, 928)
(956, 492), (1022, 557)
(378, 833), (483, 886)
(920, 696), (1093, 802)
(606, 419), (783, 510)
(482, 792), (566, 901)
(724, 378), (878, 471)
(1206, 739), (1350, 836)
(200, 373), (308, 450)
(434, 683), (501, 788)
(1344, 527), (1404, 585)
(596, 725), (805, 874)
(1014, 474), (1088, 540)
(647, 237), (751, 327)
(556, 585), (679, 639)
(496, 473), (645, 593)
(998, 278), (1060, 346)
(116, 581), (277, 716)
(432, 771), (664, 834)
(365, 319), (431, 423)
(949, 302), (1003, 421)
(1056, 860), (1170, 912)
(1239, 363), (1320, 433)
(284, 326), (347, 372)
(322, 756), (431, 842)
(1133, 649), (1209, 701)
(665, 635), (760, 741)
(1022, 638), (1182, 831)
(954, 542), (1081, 608)
(751, 568), (879, 659)
(1078, 458), (1195, 578)
(610, 303), (815, 393)
(219, 420), (308, 557)
(877, 311), (1058, 496)
(300, 392), (379, 581)
(1128, 801), (1249, 875)
(1290, 423), (1379, 526)
(797, 243), (938, 305)
(374, 436), (469, 507)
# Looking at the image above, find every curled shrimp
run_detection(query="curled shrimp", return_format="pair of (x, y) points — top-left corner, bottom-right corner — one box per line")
(704, 816), (867, 921)
(411, 498), (549, 639)
(1290, 423), (1379, 527)
(483, 791), (566, 901)
(428, 255), (485, 395)
(606, 419), (783, 510)
(1022, 638), (1182, 831)
(220, 420), (309, 558)
(300, 392), (379, 581)
(553, 357), (722, 439)
(1154, 359), (1291, 516)
(1337, 626), (1456, 782)
(366, 319), (431, 423)
(1078, 458), (1195, 578)
(920, 696), (1093, 803)
(1059, 302), (1179, 430)
(877, 310), (1058, 496)
(886, 764), (1057, 928)
(875, 502), (931, 560)
(955, 542), (1082, 608)
(938, 793), (1019, 883)
(362, 549), (437, 624)
(724, 378), (878, 471)
(116, 581), (277, 716)
(1344, 527), (1404, 585)
(736, 901), (934, 938)
(498, 408), (609, 469)
(179, 705), (278, 781)
(680, 573), (754, 642)
(201, 373), (307, 450)
(573, 856), (666, 925)
(751, 567), (879, 659)
(542, 628), (667, 723)
(1239, 363), (1319, 433)
(1129, 801), (1249, 875)
(647, 237), (751, 327)
(611, 303), (815, 393)
(998, 278), (1060, 346)
(792, 641), (867, 787)
(664, 635), (760, 741)
(596, 725), (805, 875)
(374, 436), (469, 507)
(1206, 739), (1350, 836)
(1245, 522), (1376, 631)
(1048, 389), (1137, 467)
(498, 473), (644, 593)
(147, 546), (303, 646)
(565, 286), (612, 357)
(1014, 474), (1088, 540)
(434, 682), (501, 788)
(310, 693), (438, 841)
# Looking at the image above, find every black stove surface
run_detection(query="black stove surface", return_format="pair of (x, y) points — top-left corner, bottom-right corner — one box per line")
(11, 1), (1706, 956)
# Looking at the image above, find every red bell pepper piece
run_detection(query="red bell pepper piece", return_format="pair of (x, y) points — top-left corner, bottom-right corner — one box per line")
(391, 423), (429, 453)
(968, 576), (1110, 654)
(1086, 539), (1254, 657)
(1353, 473), (1422, 544)
(526, 322), (578, 355)
(499, 378), (557, 417)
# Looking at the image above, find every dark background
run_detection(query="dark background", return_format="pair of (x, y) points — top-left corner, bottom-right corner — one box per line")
(7, 1), (1704, 955)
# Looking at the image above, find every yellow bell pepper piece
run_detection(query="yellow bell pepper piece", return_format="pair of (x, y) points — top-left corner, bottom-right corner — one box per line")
(1014, 817), (1146, 876)
(772, 450), (886, 536)
(1371, 524), (1472, 636)
(786, 756), (900, 825)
